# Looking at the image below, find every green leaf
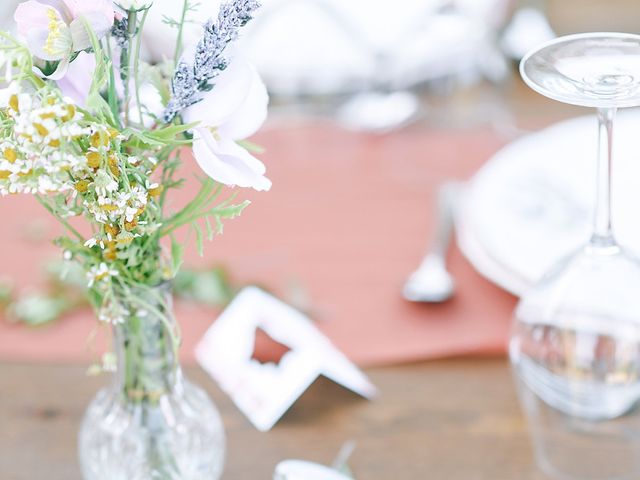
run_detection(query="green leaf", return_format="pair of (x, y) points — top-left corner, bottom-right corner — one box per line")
(124, 123), (196, 148)
(126, 129), (167, 147)
(89, 93), (118, 126)
(81, 18), (119, 126)
(211, 200), (251, 219)
(146, 122), (197, 142)
(211, 200), (251, 234)
(204, 216), (214, 241)
(9, 293), (71, 327)
(170, 236), (184, 276)
(215, 215), (224, 234)
(174, 266), (235, 306)
(193, 221), (204, 257)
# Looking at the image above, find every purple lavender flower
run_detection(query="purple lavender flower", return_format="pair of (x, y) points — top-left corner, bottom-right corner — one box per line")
(163, 0), (260, 123)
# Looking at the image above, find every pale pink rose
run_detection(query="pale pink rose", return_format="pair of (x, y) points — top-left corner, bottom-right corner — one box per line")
(183, 57), (271, 192)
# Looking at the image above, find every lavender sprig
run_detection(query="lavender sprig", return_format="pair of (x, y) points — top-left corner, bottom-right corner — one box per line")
(163, 0), (260, 123)
(111, 17), (130, 49)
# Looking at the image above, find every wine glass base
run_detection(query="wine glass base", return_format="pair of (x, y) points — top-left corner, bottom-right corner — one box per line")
(517, 383), (640, 480)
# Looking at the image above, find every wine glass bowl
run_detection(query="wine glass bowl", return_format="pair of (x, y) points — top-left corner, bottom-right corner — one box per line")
(520, 33), (640, 108)
(512, 244), (640, 421)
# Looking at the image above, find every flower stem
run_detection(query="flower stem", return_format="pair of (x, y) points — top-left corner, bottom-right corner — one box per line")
(174, 0), (190, 67)
(122, 10), (138, 127)
(159, 178), (219, 236)
(133, 8), (150, 128)
(35, 195), (84, 242)
(102, 33), (121, 128)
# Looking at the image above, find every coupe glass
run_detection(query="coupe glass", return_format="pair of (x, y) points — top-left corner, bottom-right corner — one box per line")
(510, 33), (640, 480)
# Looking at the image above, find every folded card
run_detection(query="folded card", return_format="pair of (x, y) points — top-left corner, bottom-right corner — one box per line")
(195, 287), (377, 431)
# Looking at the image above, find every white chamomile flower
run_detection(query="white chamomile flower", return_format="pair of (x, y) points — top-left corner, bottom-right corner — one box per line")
(125, 206), (139, 222)
(94, 170), (119, 196)
(87, 263), (119, 288)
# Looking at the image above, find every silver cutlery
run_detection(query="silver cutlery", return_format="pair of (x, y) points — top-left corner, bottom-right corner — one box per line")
(402, 182), (460, 303)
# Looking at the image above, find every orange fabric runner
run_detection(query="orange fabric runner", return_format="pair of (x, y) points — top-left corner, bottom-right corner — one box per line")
(0, 123), (517, 366)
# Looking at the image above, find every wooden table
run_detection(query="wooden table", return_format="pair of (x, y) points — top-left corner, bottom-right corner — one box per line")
(0, 358), (549, 480)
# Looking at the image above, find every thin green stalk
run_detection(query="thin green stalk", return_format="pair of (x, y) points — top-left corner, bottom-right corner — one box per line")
(35, 195), (85, 242)
(160, 188), (241, 237)
(122, 10), (138, 127)
(0, 31), (42, 88)
(160, 198), (249, 238)
(135, 178), (218, 254)
(133, 8), (150, 128)
(95, 26), (121, 128)
(174, 0), (190, 67)
(159, 178), (218, 234)
(116, 278), (181, 359)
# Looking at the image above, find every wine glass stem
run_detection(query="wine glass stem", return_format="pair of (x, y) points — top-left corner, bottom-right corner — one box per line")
(592, 107), (617, 247)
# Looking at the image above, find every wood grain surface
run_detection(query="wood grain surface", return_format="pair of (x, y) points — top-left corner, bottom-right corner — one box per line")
(0, 359), (550, 480)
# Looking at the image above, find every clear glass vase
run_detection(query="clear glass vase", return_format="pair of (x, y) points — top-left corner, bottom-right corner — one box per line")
(78, 283), (225, 480)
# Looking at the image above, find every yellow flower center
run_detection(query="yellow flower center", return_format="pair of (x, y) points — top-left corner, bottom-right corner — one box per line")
(33, 123), (49, 137)
(124, 219), (138, 231)
(116, 236), (133, 245)
(75, 180), (90, 193)
(108, 155), (120, 177)
(95, 272), (109, 281)
(3, 148), (17, 163)
(61, 104), (76, 122)
(9, 94), (19, 113)
(91, 131), (109, 148)
(44, 8), (67, 57)
(104, 224), (120, 237)
(86, 151), (101, 169)
(148, 185), (163, 198)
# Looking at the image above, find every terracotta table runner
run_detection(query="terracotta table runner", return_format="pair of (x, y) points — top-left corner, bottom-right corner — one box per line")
(0, 122), (517, 366)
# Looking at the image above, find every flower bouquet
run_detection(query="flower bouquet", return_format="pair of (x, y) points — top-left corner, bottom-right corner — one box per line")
(0, 0), (269, 478)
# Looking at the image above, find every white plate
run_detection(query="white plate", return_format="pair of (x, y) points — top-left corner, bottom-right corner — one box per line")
(458, 110), (640, 296)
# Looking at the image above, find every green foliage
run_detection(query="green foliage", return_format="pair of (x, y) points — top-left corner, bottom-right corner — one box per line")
(0, 5), (261, 358)
(82, 18), (120, 127)
(170, 236), (185, 277)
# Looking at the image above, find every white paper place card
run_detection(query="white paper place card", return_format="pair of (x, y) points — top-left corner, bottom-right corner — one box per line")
(274, 460), (353, 480)
(195, 286), (377, 432)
